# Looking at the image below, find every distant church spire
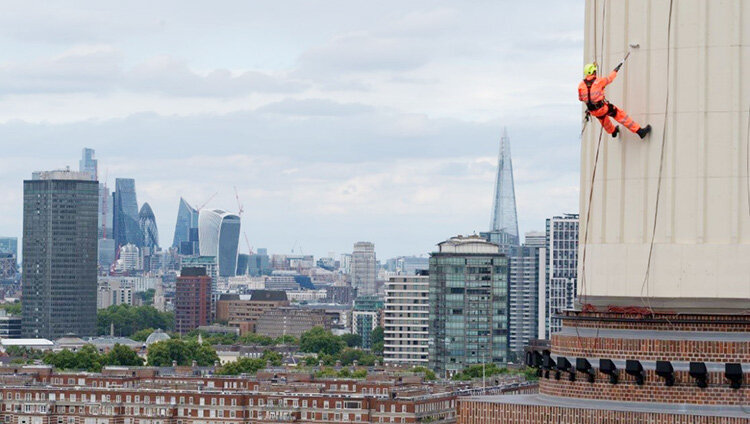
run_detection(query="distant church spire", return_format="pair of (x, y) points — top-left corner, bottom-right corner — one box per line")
(489, 127), (520, 246)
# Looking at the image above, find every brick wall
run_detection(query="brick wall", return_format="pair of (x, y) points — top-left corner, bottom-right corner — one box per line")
(561, 312), (750, 332)
(538, 370), (749, 405)
(551, 335), (750, 362)
(457, 400), (750, 424)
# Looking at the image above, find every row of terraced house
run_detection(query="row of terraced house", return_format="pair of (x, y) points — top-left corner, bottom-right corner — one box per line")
(0, 365), (535, 424)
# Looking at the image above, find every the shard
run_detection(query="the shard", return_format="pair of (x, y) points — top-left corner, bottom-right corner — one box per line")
(488, 127), (519, 247)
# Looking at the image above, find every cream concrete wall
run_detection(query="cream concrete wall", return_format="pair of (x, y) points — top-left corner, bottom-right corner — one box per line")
(579, 0), (750, 305)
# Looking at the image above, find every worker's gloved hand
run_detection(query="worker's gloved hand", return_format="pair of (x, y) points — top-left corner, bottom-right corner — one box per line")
(614, 63), (622, 72)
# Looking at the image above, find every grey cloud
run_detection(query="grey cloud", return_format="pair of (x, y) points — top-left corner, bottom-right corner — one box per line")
(124, 56), (308, 96)
(296, 32), (433, 77)
(256, 98), (374, 116)
(0, 49), (307, 96)
(0, 5), (163, 44)
(0, 46), (120, 94)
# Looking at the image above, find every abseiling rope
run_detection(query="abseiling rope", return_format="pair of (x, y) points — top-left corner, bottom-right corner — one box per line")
(574, 0), (606, 356)
(579, 0), (606, 306)
(746, 106), (750, 215)
(639, 0), (674, 314)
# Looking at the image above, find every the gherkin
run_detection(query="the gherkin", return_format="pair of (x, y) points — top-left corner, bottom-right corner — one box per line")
(489, 127), (519, 246)
(139, 202), (159, 249)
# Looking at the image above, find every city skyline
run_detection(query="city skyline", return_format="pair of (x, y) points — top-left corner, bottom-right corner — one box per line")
(0, 1), (582, 260)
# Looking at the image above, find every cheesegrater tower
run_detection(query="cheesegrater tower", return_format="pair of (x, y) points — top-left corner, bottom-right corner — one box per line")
(459, 0), (750, 422)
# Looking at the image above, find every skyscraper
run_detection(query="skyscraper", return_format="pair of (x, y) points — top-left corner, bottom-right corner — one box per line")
(428, 235), (509, 377)
(198, 209), (241, 278)
(138, 202), (159, 249)
(112, 178), (143, 248)
(22, 170), (98, 338)
(351, 242), (376, 296)
(78, 148), (97, 181)
(98, 183), (113, 240)
(486, 128), (519, 248)
(538, 214), (578, 339)
(172, 197), (199, 252)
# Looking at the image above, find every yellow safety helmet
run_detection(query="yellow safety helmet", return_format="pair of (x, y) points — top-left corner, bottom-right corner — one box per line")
(584, 63), (598, 76)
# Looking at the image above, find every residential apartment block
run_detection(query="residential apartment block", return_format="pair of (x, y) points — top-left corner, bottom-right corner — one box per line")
(383, 274), (429, 366)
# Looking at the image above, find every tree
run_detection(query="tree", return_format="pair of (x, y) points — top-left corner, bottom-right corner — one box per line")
(300, 327), (346, 356)
(131, 328), (155, 342)
(184, 330), (238, 345)
(409, 366), (436, 380)
(217, 357), (265, 375)
(452, 363), (508, 381)
(104, 343), (143, 366)
(43, 349), (77, 370)
(5, 346), (44, 360)
(340, 333), (362, 348)
(74, 345), (104, 372)
(97, 305), (174, 336)
(262, 350), (283, 366)
(338, 348), (378, 366)
(0, 301), (21, 316)
(274, 334), (299, 345)
(137, 289), (155, 306)
(302, 355), (318, 366)
(43, 345), (105, 372)
(238, 333), (275, 346)
(146, 339), (218, 367)
(370, 326), (384, 355)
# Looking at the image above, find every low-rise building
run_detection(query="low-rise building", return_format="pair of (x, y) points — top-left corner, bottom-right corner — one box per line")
(255, 307), (331, 338)
(0, 366), (529, 424)
(0, 311), (21, 339)
(215, 291), (289, 334)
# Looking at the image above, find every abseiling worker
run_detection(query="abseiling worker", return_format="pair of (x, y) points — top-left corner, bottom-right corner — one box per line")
(578, 62), (651, 139)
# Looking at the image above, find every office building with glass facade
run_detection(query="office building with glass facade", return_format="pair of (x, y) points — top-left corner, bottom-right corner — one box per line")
(428, 235), (509, 377)
(112, 178), (143, 248)
(198, 209), (241, 278)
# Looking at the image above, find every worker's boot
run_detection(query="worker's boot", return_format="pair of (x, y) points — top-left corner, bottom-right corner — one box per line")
(637, 125), (651, 139)
(611, 127), (619, 139)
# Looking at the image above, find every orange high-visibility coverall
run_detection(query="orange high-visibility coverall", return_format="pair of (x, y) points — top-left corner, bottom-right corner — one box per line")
(578, 70), (641, 134)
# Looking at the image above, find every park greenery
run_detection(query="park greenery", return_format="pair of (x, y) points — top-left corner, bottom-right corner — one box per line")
(96, 304), (174, 336)
(146, 338), (219, 366)
(42, 344), (143, 372)
(409, 366), (437, 380)
(0, 301), (21, 316)
(452, 363), (509, 380)
(451, 363), (537, 382)
(315, 367), (368, 379)
(216, 350), (283, 375)
(340, 333), (362, 348)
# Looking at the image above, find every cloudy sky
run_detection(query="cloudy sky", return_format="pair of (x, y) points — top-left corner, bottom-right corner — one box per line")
(0, 0), (584, 259)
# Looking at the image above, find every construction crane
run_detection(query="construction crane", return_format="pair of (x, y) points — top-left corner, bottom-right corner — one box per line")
(195, 192), (218, 212)
(233, 186), (244, 217)
(244, 231), (254, 256)
(233, 187), (253, 255)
